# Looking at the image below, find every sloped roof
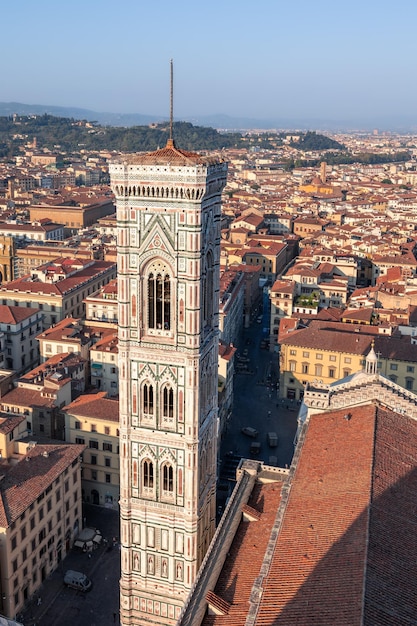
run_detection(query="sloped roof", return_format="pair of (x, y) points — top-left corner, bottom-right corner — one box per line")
(63, 392), (119, 422)
(201, 480), (285, 626)
(0, 261), (115, 296)
(0, 442), (85, 527)
(114, 139), (223, 167)
(254, 404), (417, 626)
(0, 305), (40, 325)
(180, 382), (417, 626)
(254, 404), (376, 625)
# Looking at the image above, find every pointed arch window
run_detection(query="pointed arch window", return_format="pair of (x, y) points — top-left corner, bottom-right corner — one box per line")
(143, 383), (154, 416)
(202, 251), (214, 330)
(162, 464), (174, 493)
(142, 459), (154, 491)
(162, 386), (174, 420)
(148, 271), (171, 330)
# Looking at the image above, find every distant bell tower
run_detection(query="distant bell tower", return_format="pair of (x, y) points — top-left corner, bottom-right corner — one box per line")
(109, 64), (228, 625)
(320, 161), (327, 184)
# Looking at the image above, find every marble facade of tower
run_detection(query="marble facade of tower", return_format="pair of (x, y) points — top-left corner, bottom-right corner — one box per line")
(109, 140), (228, 625)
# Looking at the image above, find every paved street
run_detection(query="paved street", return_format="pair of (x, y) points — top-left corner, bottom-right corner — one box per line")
(20, 505), (120, 626)
(218, 319), (299, 509)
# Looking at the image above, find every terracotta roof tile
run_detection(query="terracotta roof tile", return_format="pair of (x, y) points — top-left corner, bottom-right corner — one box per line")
(63, 392), (119, 422)
(0, 442), (85, 526)
(115, 140), (224, 167)
(255, 404), (377, 625)
(201, 481), (284, 626)
(0, 305), (40, 324)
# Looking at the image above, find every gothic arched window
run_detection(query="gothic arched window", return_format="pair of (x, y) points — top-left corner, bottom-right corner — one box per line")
(162, 464), (174, 493)
(142, 459), (154, 490)
(162, 385), (174, 420)
(202, 251), (214, 330)
(143, 383), (154, 416)
(148, 268), (171, 330)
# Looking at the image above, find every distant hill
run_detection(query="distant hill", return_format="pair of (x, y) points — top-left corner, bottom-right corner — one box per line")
(290, 131), (345, 151)
(0, 101), (416, 132)
(0, 102), (164, 128)
(0, 115), (244, 154)
(0, 111), (410, 169)
(0, 103), (346, 131)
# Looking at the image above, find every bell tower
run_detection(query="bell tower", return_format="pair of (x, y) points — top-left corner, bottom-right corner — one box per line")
(110, 127), (227, 623)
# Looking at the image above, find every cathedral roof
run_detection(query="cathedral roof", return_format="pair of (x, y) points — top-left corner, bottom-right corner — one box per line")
(118, 139), (224, 167)
(183, 400), (417, 626)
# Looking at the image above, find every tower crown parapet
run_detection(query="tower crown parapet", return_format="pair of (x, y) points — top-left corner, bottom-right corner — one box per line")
(109, 145), (227, 202)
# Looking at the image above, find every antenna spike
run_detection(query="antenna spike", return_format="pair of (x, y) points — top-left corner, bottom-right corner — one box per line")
(168, 59), (174, 147)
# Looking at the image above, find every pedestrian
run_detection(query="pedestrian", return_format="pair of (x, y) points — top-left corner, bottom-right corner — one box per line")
(113, 612), (117, 623)
(37, 597), (42, 606)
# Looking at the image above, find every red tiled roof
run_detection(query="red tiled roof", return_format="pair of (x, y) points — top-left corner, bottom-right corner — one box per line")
(218, 342), (236, 361)
(201, 481), (284, 626)
(1, 387), (56, 409)
(280, 320), (417, 362)
(255, 405), (376, 625)
(0, 261), (115, 296)
(0, 442), (85, 526)
(63, 392), (119, 422)
(116, 140), (223, 167)
(363, 407), (417, 624)
(254, 404), (417, 626)
(0, 305), (40, 324)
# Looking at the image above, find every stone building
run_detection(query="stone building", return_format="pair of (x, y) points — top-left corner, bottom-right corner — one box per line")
(109, 138), (227, 625)
(29, 200), (115, 237)
(0, 437), (85, 620)
(63, 391), (120, 508)
(279, 320), (417, 401)
(0, 258), (116, 328)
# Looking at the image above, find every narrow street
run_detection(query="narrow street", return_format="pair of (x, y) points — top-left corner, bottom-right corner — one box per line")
(218, 318), (299, 509)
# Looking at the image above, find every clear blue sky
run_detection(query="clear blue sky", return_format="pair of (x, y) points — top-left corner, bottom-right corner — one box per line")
(2, 0), (417, 125)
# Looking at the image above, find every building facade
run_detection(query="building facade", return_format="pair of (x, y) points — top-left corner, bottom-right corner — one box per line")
(29, 200), (115, 236)
(0, 437), (85, 620)
(89, 331), (118, 396)
(110, 140), (227, 624)
(0, 305), (43, 374)
(0, 259), (116, 328)
(279, 320), (417, 400)
(63, 392), (120, 508)
(218, 269), (244, 346)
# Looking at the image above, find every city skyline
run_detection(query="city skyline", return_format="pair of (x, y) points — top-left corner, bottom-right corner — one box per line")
(4, 0), (417, 129)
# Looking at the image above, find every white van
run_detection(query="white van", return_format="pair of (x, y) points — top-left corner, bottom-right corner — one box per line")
(64, 570), (92, 592)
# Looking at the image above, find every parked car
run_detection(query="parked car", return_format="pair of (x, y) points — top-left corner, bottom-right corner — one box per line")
(250, 441), (261, 456)
(267, 432), (278, 447)
(64, 570), (92, 592)
(242, 426), (258, 438)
